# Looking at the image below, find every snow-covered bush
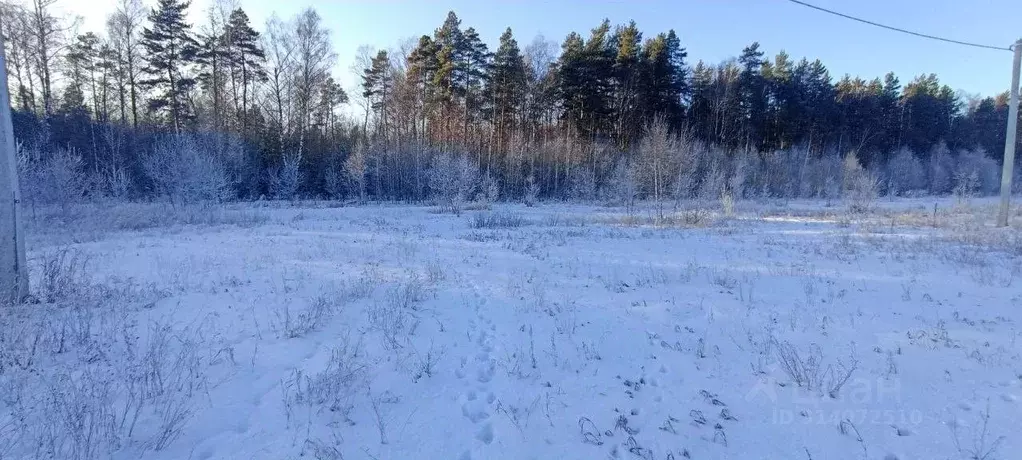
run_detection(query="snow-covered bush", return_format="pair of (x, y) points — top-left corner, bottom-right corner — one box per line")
(633, 118), (688, 219)
(565, 167), (596, 202)
(842, 153), (879, 212)
(17, 143), (92, 212)
(603, 160), (638, 211)
(928, 142), (955, 195)
(886, 147), (926, 196)
(269, 151), (303, 201)
(428, 152), (478, 213)
(478, 174), (501, 205)
(143, 134), (234, 205)
(953, 148), (999, 197)
(523, 175), (540, 207)
(803, 152), (843, 200)
(345, 142), (368, 202)
(470, 211), (526, 229)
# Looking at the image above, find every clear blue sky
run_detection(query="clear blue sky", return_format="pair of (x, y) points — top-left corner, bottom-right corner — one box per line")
(69, 0), (1022, 102)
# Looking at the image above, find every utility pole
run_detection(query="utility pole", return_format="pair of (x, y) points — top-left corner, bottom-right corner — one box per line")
(0, 25), (28, 303)
(997, 39), (1022, 227)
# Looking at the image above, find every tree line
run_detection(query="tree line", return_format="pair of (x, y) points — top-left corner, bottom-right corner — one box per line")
(2, 0), (1019, 206)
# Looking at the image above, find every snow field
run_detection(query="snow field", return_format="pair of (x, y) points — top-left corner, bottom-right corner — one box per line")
(1, 198), (1020, 459)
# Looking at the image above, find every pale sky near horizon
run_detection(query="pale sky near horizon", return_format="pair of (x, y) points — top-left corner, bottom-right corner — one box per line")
(60, 0), (1022, 109)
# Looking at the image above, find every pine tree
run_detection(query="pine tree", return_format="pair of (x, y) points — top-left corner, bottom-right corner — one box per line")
(432, 11), (464, 142)
(362, 50), (393, 139)
(765, 51), (796, 149)
(640, 30), (687, 133)
(65, 34), (95, 116)
(141, 0), (199, 131)
(879, 72), (902, 152)
(556, 20), (615, 138)
(408, 35), (440, 142)
(195, 31), (227, 130)
(485, 27), (527, 154)
(611, 21), (642, 146)
(223, 9), (265, 135)
(460, 26), (491, 151)
(738, 42), (767, 148)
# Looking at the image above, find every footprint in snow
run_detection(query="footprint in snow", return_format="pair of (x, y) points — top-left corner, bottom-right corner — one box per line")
(476, 422), (494, 444)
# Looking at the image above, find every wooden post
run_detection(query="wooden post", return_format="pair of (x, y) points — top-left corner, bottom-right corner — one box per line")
(997, 39), (1022, 227)
(0, 25), (28, 303)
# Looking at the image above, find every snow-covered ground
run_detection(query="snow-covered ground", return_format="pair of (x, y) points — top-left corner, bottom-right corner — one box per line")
(3, 198), (1021, 460)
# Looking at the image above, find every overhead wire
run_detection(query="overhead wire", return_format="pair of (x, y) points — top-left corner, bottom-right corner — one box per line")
(784, 0), (1013, 52)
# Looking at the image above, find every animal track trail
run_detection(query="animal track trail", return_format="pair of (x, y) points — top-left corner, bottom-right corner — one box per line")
(458, 310), (499, 452)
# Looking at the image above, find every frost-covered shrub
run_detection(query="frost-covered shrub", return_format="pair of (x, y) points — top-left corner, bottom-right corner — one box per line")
(523, 175), (540, 207)
(269, 151), (302, 200)
(143, 134), (235, 205)
(565, 167), (596, 202)
(804, 152), (842, 199)
(428, 152), (478, 213)
(842, 153), (879, 212)
(603, 160), (638, 210)
(886, 148), (926, 196)
(928, 142), (955, 195)
(478, 174), (501, 205)
(954, 148), (999, 197)
(17, 143), (92, 212)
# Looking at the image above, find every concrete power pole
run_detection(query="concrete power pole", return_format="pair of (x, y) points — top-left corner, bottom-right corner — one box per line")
(0, 27), (28, 303)
(997, 39), (1022, 227)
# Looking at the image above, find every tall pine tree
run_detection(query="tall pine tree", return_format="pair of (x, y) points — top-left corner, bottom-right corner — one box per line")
(141, 0), (198, 131)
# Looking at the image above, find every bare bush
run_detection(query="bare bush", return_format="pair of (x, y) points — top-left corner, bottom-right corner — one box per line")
(286, 334), (367, 417)
(271, 295), (337, 339)
(323, 162), (346, 200)
(143, 134), (235, 205)
(17, 142), (92, 212)
(773, 339), (857, 397)
(566, 167), (597, 202)
(345, 141), (368, 202)
(633, 117), (689, 221)
(269, 151), (303, 200)
(954, 148), (1000, 198)
(429, 152), (478, 214)
(523, 175), (540, 207)
(929, 142), (956, 195)
(842, 153), (879, 212)
(38, 247), (90, 303)
(603, 160), (638, 212)
(950, 400), (1006, 460)
(886, 147), (926, 196)
(470, 211), (527, 229)
(802, 152), (843, 200)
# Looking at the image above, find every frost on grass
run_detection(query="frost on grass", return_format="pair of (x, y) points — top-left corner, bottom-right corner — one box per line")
(469, 211), (528, 229)
(0, 250), (216, 459)
(773, 339), (858, 398)
(282, 334), (367, 426)
(7, 197), (1022, 459)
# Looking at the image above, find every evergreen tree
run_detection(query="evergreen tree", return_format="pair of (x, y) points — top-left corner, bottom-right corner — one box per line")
(556, 20), (615, 138)
(460, 26), (491, 149)
(640, 30), (687, 133)
(407, 35), (440, 142)
(611, 21), (642, 146)
(485, 27), (528, 153)
(223, 9), (265, 135)
(433, 11), (464, 141)
(738, 42), (767, 148)
(362, 50), (393, 139)
(141, 0), (199, 131)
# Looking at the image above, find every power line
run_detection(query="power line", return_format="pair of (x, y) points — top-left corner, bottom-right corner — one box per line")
(784, 0), (1012, 52)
